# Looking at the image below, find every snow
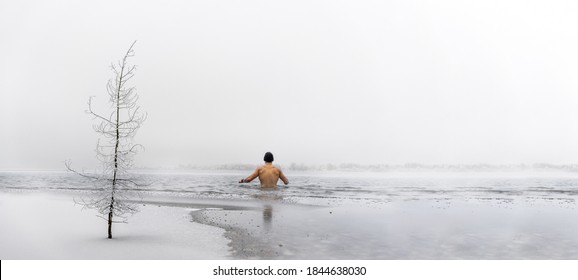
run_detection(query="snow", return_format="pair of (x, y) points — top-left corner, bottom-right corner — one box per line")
(0, 192), (230, 259)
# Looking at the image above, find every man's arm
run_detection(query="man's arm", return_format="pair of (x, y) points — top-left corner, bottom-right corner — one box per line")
(279, 169), (289, 185)
(239, 168), (259, 183)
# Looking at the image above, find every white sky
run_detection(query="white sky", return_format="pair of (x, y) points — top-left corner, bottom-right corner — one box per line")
(2, 0), (578, 169)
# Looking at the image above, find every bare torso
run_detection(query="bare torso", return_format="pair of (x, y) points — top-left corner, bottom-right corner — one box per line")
(258, 164), (282, 188)
(240, 163), (289, 188)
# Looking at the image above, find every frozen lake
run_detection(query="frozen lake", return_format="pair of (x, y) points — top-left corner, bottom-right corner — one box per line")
(1, 170), (578, 259)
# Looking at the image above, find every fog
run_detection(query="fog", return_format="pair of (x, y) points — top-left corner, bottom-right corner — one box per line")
(2, 0), (578, 170)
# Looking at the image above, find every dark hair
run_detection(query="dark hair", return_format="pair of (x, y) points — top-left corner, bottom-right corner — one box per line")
(264, 152), (274, 162)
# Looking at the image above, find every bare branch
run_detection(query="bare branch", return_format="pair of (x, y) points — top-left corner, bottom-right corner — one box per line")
(65, 160), (101, 180)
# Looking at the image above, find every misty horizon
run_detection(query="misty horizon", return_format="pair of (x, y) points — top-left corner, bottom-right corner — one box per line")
(4, 161), (578, 173)
(2, 1), (578, 170)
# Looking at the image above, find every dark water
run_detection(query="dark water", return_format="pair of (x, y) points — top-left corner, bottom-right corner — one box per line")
(2, 170), (578, 205)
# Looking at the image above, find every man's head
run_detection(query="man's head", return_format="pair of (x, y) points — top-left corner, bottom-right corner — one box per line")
(264, 152), (274, 163)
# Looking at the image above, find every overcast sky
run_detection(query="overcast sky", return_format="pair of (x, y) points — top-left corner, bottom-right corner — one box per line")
(2, 0), (578, 170)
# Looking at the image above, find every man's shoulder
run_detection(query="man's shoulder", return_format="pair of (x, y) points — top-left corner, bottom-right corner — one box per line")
(272, 165), (283, 172)
(260, 164), (281, 171)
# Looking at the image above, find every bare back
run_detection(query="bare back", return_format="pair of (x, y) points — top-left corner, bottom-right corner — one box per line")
(258, 164), (283, 188)
(241, 163), (289, 188)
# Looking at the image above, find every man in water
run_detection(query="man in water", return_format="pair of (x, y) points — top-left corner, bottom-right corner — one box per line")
(239, 152), (289, 188)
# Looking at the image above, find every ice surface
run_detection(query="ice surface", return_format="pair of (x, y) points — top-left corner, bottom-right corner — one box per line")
(1, 171), (578, 259)
(0, 192), (229, 259)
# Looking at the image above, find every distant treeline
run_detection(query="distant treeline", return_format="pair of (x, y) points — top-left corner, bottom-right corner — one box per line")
(173, 163), (578, 172)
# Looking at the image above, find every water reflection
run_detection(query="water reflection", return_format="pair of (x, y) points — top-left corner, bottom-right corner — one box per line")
(255, 189), (283, 231)
(263, 205), (273, 230)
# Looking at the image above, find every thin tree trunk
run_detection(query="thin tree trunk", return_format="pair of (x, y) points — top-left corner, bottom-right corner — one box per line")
(107, 49), (127, 239)
(108, 210), (113, 239)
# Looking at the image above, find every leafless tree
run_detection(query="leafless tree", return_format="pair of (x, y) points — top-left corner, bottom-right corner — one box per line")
(67, 41), (147, 239)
